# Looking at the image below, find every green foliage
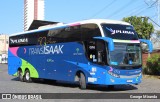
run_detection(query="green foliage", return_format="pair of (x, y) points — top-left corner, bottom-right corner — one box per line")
(122, 16), (154, 39)
(145, 54), (160, 75)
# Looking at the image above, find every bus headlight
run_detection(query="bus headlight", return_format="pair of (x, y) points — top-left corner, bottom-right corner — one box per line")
(108, 71), (120, 78)
(138, 72), (142, 77)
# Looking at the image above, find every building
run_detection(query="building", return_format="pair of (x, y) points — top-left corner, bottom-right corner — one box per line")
(0, 34), (9, 63)
(24, 0), (45, 31)
(0, 34), (9, 54)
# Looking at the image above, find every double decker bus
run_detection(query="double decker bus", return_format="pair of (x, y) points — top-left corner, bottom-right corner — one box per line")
(8, 19), (152, 89)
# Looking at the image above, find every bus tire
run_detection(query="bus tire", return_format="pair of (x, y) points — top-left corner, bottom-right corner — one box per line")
(79, 73), (86, 89)
(24, 69), (32, 83)
(17, 70), (24, 82)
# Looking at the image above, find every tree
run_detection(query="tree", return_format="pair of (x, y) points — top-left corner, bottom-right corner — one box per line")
(122, 16), (154, 39)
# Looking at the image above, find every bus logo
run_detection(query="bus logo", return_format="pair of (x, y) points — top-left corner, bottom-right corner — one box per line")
(29, 45), (64, 55)
(106, 27), (134, 35)
(24, 48), (26, 54)
(73, 48), (83, 56)
(76, 48), (79, 53)
(106, 27), (115, 34)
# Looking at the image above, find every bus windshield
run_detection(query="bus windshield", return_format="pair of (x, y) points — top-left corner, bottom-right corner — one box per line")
(109, 43), (142, 67)
(101, 24), (139, 40)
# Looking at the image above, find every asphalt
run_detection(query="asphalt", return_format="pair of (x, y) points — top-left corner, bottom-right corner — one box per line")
(0, 64), (160, 102)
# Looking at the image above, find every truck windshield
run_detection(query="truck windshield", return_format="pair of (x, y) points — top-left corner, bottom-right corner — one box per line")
(109, 43), (142, 67)
(101, 24), (139, 40)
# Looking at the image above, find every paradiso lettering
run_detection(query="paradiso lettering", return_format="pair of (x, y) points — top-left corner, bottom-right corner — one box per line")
(29, 45), (64, 55)
(10, 38), (28, 44)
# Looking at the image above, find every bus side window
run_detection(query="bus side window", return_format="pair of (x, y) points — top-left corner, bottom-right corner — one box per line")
(81, 24), (101, 41)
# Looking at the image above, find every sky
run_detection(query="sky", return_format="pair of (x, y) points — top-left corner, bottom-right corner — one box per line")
(0, 0), (158, 35)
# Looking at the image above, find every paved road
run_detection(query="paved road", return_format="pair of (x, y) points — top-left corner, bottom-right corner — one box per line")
(0, 64), (160, 102)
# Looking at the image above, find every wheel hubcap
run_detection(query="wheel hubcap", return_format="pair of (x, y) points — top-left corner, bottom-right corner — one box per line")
(26, 72), (30, 80)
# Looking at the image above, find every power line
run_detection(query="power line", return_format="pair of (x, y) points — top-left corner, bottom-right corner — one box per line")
(135, 0), (158, 15)
(90, 0), (117, 18)
(106, 0), (133, 18)
(151, 0), (158, 7)
(126, 5), (145, 17)
(134, 6), (154, 15)
(115, 0), (157, 19)
(110, 0), (140, 18)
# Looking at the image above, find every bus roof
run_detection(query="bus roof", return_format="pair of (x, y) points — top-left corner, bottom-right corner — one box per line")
(10, 19), (131, 37)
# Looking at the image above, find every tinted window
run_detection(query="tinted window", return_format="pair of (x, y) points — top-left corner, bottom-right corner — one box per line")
(9, 31), (48, 47)
(48, 24), (101, 42)
(48, 26), (81, 42)
(9, 24), (102, 47)
(102, 24), (138, 40)
(81, 24), (101, 40)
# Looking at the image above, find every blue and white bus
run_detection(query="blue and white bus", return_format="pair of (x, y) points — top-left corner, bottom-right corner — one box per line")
(8, 19), (152, 89)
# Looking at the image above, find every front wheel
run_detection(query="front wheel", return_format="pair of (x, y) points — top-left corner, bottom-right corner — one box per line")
(24, 70), (32, 83)
(79, 73), (86, 89)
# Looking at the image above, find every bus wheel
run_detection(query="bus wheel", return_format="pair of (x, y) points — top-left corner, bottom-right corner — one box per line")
(17, 70), (24, 82)
(24, 70), (32, 83)
(79, 73), (86, 89)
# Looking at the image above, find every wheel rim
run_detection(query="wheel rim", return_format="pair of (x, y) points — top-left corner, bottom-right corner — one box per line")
(26, 72), (30, 80)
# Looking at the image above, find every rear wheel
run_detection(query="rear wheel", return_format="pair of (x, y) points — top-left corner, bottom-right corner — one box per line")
(24, 70), (32, 83)
(17, 70), (24, 82)
(79, 73), (86, 89)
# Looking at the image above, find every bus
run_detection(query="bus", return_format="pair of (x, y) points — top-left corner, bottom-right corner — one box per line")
(8, 19), (153, 89)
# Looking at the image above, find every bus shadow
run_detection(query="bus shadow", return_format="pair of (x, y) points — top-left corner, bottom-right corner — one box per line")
(11, 77), (138, 91)
(86, 84), (138, 91)
(29, 79), (80, 89)
(11, 77), (20, 81)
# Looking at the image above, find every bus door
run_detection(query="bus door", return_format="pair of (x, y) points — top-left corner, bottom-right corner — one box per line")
(86, 40), (106, 65)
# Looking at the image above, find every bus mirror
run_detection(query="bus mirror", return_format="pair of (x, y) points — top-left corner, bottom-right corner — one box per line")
(139, 39), (153, 53)
(94, 37), (114, 51)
